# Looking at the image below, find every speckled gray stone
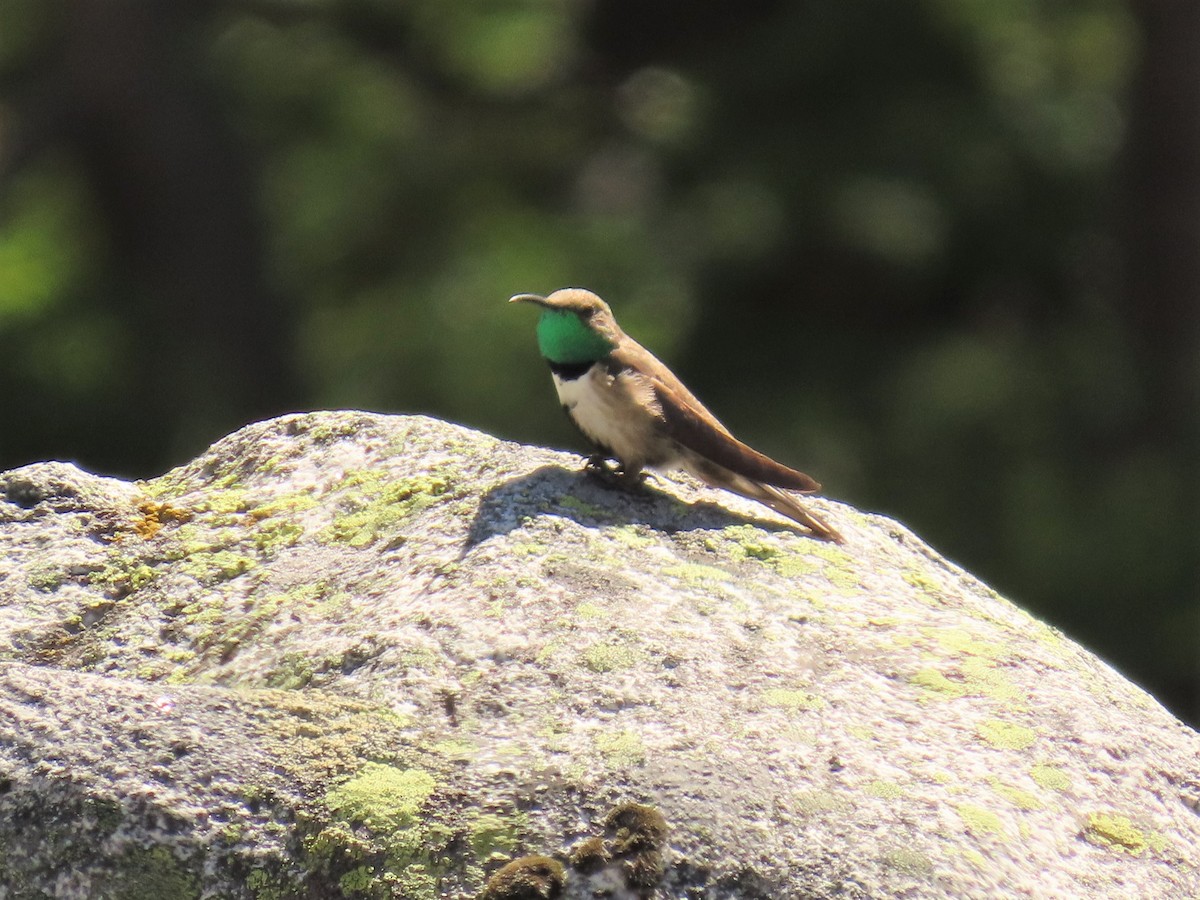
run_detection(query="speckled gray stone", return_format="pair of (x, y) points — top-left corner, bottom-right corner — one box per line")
(0, 411), (1197, 899)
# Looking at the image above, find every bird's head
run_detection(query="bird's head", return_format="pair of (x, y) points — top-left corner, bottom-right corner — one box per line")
(509, 287), (622, 364)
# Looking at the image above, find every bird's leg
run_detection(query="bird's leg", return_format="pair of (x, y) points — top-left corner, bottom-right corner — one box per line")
(633, 469), (661, 486)
(614, 463), (650, 490)
(583, 456), (649, 493)
(584, 454), (619, 479)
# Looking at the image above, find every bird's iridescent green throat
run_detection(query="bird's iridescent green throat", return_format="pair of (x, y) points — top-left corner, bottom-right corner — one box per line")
(535, 308), (615, 364)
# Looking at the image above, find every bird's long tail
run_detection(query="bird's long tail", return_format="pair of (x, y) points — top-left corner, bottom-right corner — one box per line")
(692, 464), (845, 543)
(753, 482), (844, 543)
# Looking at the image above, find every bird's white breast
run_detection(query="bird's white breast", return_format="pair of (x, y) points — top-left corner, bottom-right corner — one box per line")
(552, 369), (620, 448)
(552, 366), (670, 467)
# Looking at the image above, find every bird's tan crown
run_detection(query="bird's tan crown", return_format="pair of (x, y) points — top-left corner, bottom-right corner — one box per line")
(509, 287), (611, 316)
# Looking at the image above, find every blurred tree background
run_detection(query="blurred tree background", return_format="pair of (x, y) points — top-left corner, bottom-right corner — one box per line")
(0, 0), (1195, 723)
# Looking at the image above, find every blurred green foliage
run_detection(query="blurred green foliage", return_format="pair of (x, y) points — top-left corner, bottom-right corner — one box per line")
(0, 0), (1195, 723)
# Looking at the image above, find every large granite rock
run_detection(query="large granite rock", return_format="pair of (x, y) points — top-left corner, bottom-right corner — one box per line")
(0, 411), (1197, 899)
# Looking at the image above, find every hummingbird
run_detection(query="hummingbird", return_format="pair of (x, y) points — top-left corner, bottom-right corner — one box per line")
(510, 288), (843, 542)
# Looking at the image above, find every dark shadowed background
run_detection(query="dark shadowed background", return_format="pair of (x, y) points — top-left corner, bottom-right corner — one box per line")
(0, 0), (1196, 725)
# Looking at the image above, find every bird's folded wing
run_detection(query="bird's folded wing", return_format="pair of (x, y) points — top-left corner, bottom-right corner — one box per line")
(650, 376), (822, 493)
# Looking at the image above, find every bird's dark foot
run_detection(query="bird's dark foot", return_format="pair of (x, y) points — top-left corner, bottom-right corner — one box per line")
(616, 467), (652, 491)
(584, 455), (619, 481)
(583, 457), (648, 493)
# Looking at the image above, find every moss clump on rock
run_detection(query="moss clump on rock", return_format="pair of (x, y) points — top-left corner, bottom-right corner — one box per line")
(481, 855), (565, 900)
(567, 836), (609, 873)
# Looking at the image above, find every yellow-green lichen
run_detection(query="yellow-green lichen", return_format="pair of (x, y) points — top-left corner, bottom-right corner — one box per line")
(805, 543), (853, 568)
(582, 641), (640, 673)
(721, 524), (778, 560)
(866, 780), (905, 800)
(773, 555), (820, 577)
(559, 495), (606, 518)
(191, 590), (305, 663)
(1084, 812), (1147, 854)
(538, 711), (572, 743)
(337, 866), (376, 892)
(722, 524), (822, 576)
(536, 639), (565, 665)
(138, 473), (182, 500)
(25, 562), (67, 592)
(164, 647), (196, 665)
(956, 803), (1005, 838)
(911, 667), (967, 699)
(249, 490), (319, 520)
(245, 868), (296, 900)
(324, 764), (436, 832)
(927, 627), (1004, 659)
(911, 659), (1025, 705)
(311, 763), (448, 899)
(1030, 620), (1066, 649)
(794, 790), (847, 815)
(306, 418), (367, 443)
(253, 696), (416, 794)
(959, 657), (1025, 704)
(320, 472), (451, 548)
(129, 564), (157, 590)
(182, 582), (338, 671)
(690, 595), (719, 616)
(396, 646), (439, 672)
(574, 602), (606, 620)
(823, 566), (862, 590)
(251, 520), (305, 556)
(1030, 764), (1070, 792)
(178, 549), (255, 585)
(595, 729), (646, 767)
(762, 688), (824, 711)
(1147, 832), (1171, 854)
(508, 540), (543, 557)
(89, 556), (158, 597)
(960, 848), (988, 868)
(265, 651), (342, 691)
(989, 779), (1043, 811)
(431, 738), (477, 761)
(882, 847), (933, 876)
(976, 720), (1036, 751)
(902, 569), (940, 592)
(160, 525), (227, 561)
(608, 524), (654, 548)
(469, 812), (525, 861)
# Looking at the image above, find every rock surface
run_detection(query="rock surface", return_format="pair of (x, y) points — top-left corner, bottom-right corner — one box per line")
(0, 410), (1198, 899)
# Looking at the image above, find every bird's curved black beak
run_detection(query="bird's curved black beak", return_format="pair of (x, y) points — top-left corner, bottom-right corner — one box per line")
(508, 293), (545, 305)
